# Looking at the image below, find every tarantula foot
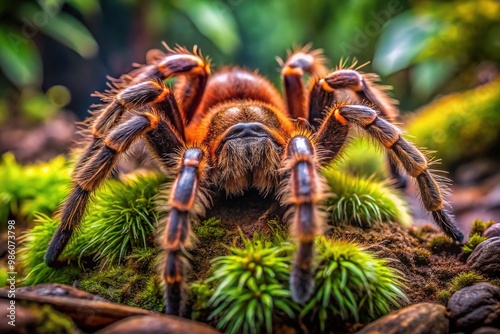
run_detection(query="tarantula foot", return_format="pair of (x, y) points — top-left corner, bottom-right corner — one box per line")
(290, 264), (315, 304)
(45, 229), (73, 268)
(165, 282), (184, 315)
(432, 210), (464, 243)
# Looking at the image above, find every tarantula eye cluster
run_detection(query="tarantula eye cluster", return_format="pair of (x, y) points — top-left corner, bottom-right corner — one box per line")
(45, 43), (463, 315)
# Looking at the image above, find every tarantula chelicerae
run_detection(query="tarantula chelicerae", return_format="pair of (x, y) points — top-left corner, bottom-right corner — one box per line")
(45, 43), (464, 315)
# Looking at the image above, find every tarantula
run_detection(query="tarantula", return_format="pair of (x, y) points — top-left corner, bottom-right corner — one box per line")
(45, 43), (463, 315)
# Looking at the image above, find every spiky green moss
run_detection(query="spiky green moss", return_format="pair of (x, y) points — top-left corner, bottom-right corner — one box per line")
(0, 153), (71, 227)
(193, 217), (225, 240)
(207, 237), (296, 334)
(448, 271), (485, 293)
(405, 80), (500, 167)
(302, 237), (406, 330)
(18, 213), (90, 285)
(462, 234), (487, 255)
(469, 219), (496, 237)
(81, 173), (166, 266)
(19, 172), (167, 285)
(334, 137), (388, 180)
(322, 168), (410, 227)
(436, 271), (486, 304)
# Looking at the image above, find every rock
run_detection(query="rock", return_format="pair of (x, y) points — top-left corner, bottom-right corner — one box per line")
(472, 327), (500, 334)
(484, 224), (500, 239)
(95, 315), (221, 334)
(467, 237), (500, 276)
(356, 303), (448, 334)
(447, 282), (500, 331)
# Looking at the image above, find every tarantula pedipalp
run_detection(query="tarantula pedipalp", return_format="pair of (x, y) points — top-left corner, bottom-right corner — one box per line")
(45, 43), (464, 315)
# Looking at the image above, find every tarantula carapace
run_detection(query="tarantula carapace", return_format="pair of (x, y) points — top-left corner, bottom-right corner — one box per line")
(45, 43), (464, 315)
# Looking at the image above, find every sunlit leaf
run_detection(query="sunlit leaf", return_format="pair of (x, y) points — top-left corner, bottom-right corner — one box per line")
(373, 11), (439, 75)
(0, 26), (42, 87)
(175, 0), (239, 54)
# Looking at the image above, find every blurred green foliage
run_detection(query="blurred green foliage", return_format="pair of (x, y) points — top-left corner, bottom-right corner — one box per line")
(405, 80), (500, 168)
(0, 0), (99, 123)
(0, 153), (71, 229)
(375, 0), (500, 104)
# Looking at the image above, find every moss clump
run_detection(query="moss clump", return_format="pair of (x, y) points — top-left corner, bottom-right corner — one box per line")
(449, 271), (485, 293)
(18, 214), (90, 285)
(27, 303), (77, 334)
(322, 169), (410, 227)
(413, 248), (431, 266)
(469, 219), (496, 237)
(462, 234), (487, 255)
(81, 173), (166, 266)
(207, 237), (295, 334)
(302, 237), (406, 330)
(0, 153), (71, 228)
(428, 235), (454, 253)
(334, 137), (388, 180)
(193, 217), (225, 240)
(189, 282), (213, 320)
(406, 80), (500, 167)
(436, 290), (451, 304)
(19, 172), (167, 285)
(78, 249), (163, 311)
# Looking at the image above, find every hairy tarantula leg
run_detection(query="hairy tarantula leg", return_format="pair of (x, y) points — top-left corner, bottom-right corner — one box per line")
(45, 112), (162, 267)
(280, 46), (327, 119)
(77, 81), (183, 174)
(318, 70), (407, 188)
(334, 104), (464, 242)
(163, 147), (205, 315)
(133, 45), (210, 123)
(282, 136), (325, 303)
(318, 69), (398, 121)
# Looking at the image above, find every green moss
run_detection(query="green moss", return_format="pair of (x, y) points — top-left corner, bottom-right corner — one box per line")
(81, 173), (166, 267)
(18, 214), (91, 286)
(30, 303), (77, 333)
(77, 247), (162, 311)
(436, 290), (451, 304)
(19, 172), (167, 285)
(406, 80), (500, 167)
(413, 248), (431, 266)
(449, 271), (485, 293)
(322, 168), (410, 227)
(428, 235), (453, 253)
(469, 219), (496, 237)
(334, 137), (388, 180)
(0, 153), (71, 228)
(302, 237), (406, 330)
(190, 281), (213, 320)
(193, 217), (225, 240)
(462, 234), (487, 255)
(79, 266), (142, 303)
(132, 276), (164, 312)
(207, 237), (295, 334)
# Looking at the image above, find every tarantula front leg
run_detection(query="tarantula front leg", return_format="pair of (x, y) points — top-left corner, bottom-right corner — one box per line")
(280, 46), (327, 119)
(281, 135), (325, 303)
(314, 69), (406, 188)
(328, 104), (464, 242)
(162, 146), (208, 315)
(45, 110), (181, 266)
